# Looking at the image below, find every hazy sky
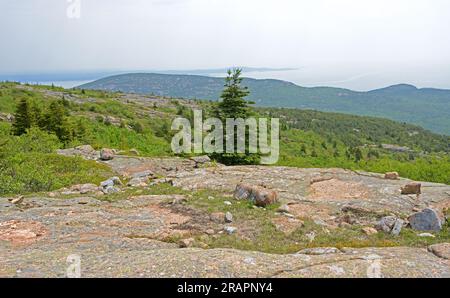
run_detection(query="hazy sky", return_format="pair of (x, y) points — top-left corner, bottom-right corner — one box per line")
(1, 0), (450, 90)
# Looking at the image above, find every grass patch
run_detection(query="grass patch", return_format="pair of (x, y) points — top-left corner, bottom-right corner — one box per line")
(185, 193), (450, 254)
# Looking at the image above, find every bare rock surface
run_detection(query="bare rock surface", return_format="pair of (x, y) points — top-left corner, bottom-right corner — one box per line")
(1, 163), (449, 277)
(169, 165), (450, 216)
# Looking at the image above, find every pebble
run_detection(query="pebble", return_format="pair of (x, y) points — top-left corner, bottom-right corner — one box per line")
(224, 226), (237, 234)
(225, 212), (233, 223)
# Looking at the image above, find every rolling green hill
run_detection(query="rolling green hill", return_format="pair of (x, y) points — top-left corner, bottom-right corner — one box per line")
(0, 82), (448, 196)
(79, 73), (450, 135)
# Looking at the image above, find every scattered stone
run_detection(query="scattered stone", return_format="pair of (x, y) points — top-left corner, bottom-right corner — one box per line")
(190, 155), (211, 166)
(225, 212), (233, 223)
(376, 216), (404, 235)
(376, 216), (397, 233)
(234, 183), (278, 207)
(205, 229), (215, 235)
(401, 182), (421, 195)
(277, 204), (290, 213)
(384, 172), (399, 180)
(339, 214), (358, 225)
(362, 227), (378, 236)
(234, 183), (253, 200)
(418, 233), (435, 238)
(71, 183), (99, 194)
(127, 177), (148, 187)
(103, 186), (119, 194)
(179, 238), (195, 248)
(298, 247), (340, 255)
(210, 212), (226, 223)
(391, 219), (404, 236)
(224, 226), (237, 235)
(207, 196), (215, 200)
(224, 201), (232, 206)
(101, 179), (114, 188)
(101, 177), (122, 189)
(427, 243), (450, 259)
(0, 112), (14, 122)
(408, 208), (444, 231)
(100, 148), (115, 161)
(10, 196), (24, 205)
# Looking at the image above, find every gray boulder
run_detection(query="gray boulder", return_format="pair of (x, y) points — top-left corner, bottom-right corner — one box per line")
(408, 208), (445, 231)
(100, 148), (115, 161)
(376, 216), (404, 235)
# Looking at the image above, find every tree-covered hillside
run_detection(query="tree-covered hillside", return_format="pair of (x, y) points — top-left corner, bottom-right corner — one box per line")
(0, 82), (448, 196)
(79, 73), (450, 134)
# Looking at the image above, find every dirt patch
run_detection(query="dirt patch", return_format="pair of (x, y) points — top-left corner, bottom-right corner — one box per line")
(308, 179), (370, 200)
(288, 202), (336, 219)
(271, 216), (304, 235)
(0, 220), (48, 246)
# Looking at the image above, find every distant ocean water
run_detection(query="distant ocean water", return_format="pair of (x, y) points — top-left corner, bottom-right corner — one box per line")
(29, 80), (93, 88)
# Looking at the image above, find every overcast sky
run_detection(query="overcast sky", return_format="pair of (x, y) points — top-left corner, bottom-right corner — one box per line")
(1, 0), (450, 90)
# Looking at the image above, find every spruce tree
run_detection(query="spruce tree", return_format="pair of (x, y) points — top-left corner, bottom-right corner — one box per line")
(12, 99), (31, 136)
(213, 68), (258, 165)
(216, 68), (251, 120)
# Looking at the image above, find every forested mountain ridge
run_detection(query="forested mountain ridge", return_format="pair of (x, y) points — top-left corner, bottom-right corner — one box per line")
(79, 73), (450, 135)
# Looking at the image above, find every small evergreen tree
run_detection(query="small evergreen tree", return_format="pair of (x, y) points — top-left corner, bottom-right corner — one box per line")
(42, 100), (71, 143)
(213, 68), (258, 165)
(354, 148), (363, 162)
(12, 99), (31, 136)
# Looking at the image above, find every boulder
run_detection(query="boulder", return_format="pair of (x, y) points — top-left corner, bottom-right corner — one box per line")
(427, 243), (450, 259)
(234, 184), (253, 200)
(401, 182), (421, 195)
(234, 183), (278, 207)
(190, 155), (211, 164)
(391, 219), (404, 236)
(179, 238), (195, 248)
(408, 208), (444, 231)
(100, 177), (122, 194)
(100, 148), (115, 161)
(101, 177), (122, 188)
(376, 216), (404, 235)
(384, 172), (399, 180)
